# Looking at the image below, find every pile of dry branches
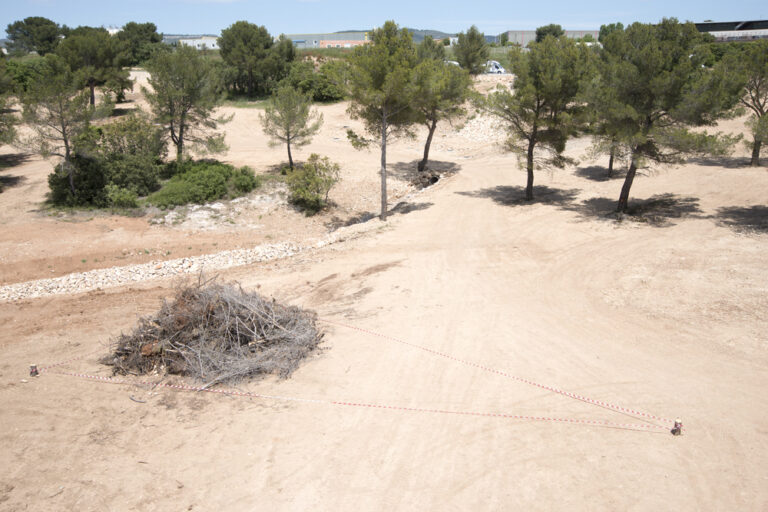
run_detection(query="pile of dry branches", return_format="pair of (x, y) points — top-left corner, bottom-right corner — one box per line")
(102, 277), (323, 386)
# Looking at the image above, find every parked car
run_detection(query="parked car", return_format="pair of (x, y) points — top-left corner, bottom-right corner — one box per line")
(445, 60), (460, 67)
(485, 60), (506, 74)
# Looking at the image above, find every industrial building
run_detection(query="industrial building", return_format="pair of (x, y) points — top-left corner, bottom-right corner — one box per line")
(178, 35), (220, 50)
(498, 30), (599, 46)
(284, 31), (369, 49)
(695, 20), (768, 42)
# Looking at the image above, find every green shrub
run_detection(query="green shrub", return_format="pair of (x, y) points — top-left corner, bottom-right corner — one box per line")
(230, 166), (260, 194)
(47, 155), (108, 207)
(47, 115), (166, 207)
(105, 184), (139, 208)
(106, 156), (163, 196)
(280, 60), (346, 102)
(286, 154), (340, 213)
(149, 161), (260, 208)
(147, 180), (203, 208)
(178, 165), (229, 201)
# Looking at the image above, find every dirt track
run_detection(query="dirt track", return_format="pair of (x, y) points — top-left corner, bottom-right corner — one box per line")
(1, 82), (767, 509)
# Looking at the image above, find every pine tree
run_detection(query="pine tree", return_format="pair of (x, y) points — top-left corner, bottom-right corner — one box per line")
(346, 21), (419, 220)
(595, 19), (740, 212)
(260, 86), (323, 170)
(20, 55), (98, 195)
(483, 37), (591, 200)
(717, 40), (768, 166)
(143, 45), (230, 164)
(56, 27), (129, 106)
(413, 59), (471, 171)
(454, 26), (489, 75)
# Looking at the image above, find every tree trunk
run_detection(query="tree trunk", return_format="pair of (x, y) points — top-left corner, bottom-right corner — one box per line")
(176, 120), (185, 164)
(380, 115), (388, 221)
(89, 79), (96, 106)
(248, 70), (254, 97)
(287, 140), (294, 171)
(525, 139), (535, 201)
(176, 127), (184, 162)
(751, 138), (762, 167)
(617, 151), (638, 213)
(607, 146), (615, 177)
(418, 119), (438, 172)
(64, 141), (74, 195)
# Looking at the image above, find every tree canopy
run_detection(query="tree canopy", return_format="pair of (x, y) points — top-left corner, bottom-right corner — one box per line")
(598, 22), (624, 43)
(454, 26), (489, 75)
(417, 36), (446, 62)
(260, 85), (323, 170)
(413, 59), (472, 171)
(6, 17), (62, 56)
(56, 27), (129, 105)
(593, 18), (739, 212)
(346, 21), (419, 220)
(218, 22), (295, 97)
(716, 40), (768, 166)
(20, 54), (97, 197)
(535, 24), (565, 43)
(0, 55), (18, 145)
(117, 22), (163, 66)
(143, 45), (229, 163)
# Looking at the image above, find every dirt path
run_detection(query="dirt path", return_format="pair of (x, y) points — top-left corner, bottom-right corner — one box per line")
(1, 97), (767, 509)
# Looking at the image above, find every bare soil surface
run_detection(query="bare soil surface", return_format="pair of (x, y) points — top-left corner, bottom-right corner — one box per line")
(1, 75), (767, 510)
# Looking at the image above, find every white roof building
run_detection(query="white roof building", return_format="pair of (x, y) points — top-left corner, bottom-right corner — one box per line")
(179, 35), (219, 50)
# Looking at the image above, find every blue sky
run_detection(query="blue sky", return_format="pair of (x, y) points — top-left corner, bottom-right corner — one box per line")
(4, 0), (767, 36)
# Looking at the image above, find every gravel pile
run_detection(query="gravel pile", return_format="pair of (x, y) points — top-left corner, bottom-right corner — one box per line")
(0, 242), (301, 302)
(0, 177), (436, 303)
(457, 114), (506, 143)
(0, 221), (377, 302)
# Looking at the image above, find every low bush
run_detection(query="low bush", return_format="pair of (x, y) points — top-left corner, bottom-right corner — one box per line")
(286, 153), (340, 213)
(280, 60), (346, 102)
(105, 183), (139, 208)
(47, 115), (166, 207)
(47, 155), (108, 207)
(149, 160), (260, 208)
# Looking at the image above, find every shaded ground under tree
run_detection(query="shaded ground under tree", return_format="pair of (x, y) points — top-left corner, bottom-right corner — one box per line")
(716, 205), (768, 233)
(459, 185), (703, 227)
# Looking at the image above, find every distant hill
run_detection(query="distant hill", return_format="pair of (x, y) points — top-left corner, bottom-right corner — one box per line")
(405, 28), (456, 42)
(335, 28), (456, 43)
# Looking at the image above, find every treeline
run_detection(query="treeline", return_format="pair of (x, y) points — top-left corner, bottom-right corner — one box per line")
(1, 17), (765, 219)
(481, 19), (767, 213)
(342, 19), (767, 218)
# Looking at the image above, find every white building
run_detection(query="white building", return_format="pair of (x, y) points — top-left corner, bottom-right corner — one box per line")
(179, 35), (220, 50)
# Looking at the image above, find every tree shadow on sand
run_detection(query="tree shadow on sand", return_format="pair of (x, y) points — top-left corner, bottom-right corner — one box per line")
(324, 202), (433, 231)
(0, 153), (32, 192)
(687, 156), (752, 169)
(388, 160), (461, 182)
(456, 185), (580, 207)
(562, 193), (703, 227)
(574, 165), (627, 182)
(715, 205), (768, 234)
(459, 184), (702, 228)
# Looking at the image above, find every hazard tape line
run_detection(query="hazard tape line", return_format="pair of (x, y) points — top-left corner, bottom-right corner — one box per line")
(45, 370), (668, 432)
(48, 370), (327, 405)
(37, 348), (105, 373)
(319, 318), (676, 427)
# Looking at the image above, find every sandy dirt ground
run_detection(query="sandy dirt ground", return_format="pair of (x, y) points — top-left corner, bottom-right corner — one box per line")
(1, 74), (767, 510)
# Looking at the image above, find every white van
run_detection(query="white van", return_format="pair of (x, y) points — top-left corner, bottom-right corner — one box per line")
(485, 60), (506, 74)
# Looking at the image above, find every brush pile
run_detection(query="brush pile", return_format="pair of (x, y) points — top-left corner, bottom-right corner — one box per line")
(102, 277), (323, 386)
